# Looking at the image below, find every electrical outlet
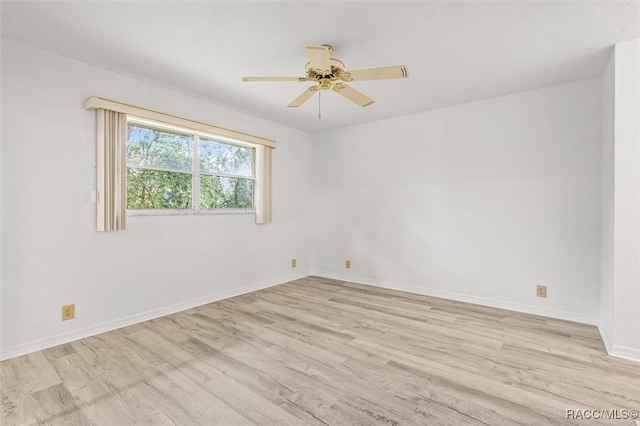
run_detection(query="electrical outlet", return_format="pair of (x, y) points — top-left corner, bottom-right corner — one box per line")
(345, 260), (351, 269)
(291, 259), (297, 268)
(536, 285), (547, 298)
(62, 304), (75, 320)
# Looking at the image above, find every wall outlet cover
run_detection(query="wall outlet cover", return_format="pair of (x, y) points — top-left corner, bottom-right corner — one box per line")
(62, 304), (75, 320)
(536, 285), (547, 298)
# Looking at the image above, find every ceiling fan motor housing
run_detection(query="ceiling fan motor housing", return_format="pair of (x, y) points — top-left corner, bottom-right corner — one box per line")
(305, 58), (349, 89)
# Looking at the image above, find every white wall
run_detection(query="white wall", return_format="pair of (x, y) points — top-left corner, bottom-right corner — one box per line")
(312, 78), (602, 323)
(600, 47), (615, 349)
(612, 39), (640, 359)
(0, 38), (313, 360)
(600, 39), (640, 361)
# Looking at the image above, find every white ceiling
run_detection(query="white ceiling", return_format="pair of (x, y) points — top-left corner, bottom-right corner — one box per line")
(2, 1), (638, 133)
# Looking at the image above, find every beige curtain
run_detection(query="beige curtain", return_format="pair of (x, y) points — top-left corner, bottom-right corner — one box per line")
(255, 145), (272, 224)
(96, 109), (127, 231)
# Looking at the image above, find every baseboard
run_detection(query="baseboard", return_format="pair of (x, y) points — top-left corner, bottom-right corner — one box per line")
(597, 325), (640, 362)
(609, 344), (640, 362)
(597, 323), (614, 354)
(7, 271), (634, 363)
(0, 270), (311, 361)
(312, 270), (598, 325)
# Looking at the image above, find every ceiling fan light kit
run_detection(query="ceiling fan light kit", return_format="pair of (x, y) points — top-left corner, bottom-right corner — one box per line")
(242, 44), (409, 109)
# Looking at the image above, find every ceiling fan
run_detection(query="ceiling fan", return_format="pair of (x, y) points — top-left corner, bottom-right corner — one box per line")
(242, 45), (409, 108)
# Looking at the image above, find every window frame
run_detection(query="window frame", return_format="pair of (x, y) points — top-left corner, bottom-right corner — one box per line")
(126, 116), (257, 216)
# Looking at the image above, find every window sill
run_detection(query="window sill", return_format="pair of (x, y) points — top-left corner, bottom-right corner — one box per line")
(127, 209), (255, 217)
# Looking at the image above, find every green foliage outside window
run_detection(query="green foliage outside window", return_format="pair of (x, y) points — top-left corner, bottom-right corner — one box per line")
(201, 176), (253, 209)
(126, 123), (255, 210)
(127, 169), (192, 209)
(200, 138), (253, 177)
(127, 125), (192, 170)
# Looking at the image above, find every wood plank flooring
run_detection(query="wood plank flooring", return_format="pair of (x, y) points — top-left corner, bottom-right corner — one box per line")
(1, 276), (639, 425)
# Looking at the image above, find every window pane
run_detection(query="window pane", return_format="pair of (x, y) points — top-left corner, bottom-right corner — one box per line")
(200, 139), (253, 177)
(127, 168), (192, 209)
(127, 124), (192, 171)
(200, 176), (254, 209)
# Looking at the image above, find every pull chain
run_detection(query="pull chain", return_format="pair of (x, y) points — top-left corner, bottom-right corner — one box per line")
(318, 90), (321, 120)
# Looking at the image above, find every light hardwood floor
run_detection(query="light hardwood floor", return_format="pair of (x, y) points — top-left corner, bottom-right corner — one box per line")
(1, 276), (639, 425)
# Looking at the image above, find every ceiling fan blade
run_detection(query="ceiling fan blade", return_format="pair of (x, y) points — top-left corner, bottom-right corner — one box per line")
(305, 45), (332, 72)
(242, 76), (307, 82)
(287, 86), (319, 108)
(332, 83), (375, 107)
(344, 65), (409, 81)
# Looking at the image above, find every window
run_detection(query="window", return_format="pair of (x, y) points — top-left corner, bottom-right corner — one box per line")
(126, 118), (256, 214)
(86, 96), (274, 229)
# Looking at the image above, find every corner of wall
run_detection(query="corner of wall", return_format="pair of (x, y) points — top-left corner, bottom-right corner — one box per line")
(598, 38), (640, 363)
(598, 44), (616, 357)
